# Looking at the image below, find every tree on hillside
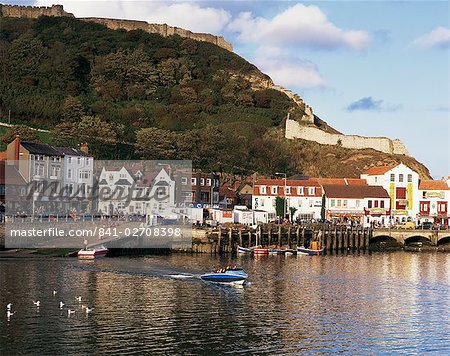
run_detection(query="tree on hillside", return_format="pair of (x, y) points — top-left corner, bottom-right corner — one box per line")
(1, 125), (39, 144)
(135, 127), (178, 160)
(61, 96), (85, 122)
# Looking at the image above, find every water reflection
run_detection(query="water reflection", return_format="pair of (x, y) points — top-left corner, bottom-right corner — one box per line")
(1, 252), (450, 354)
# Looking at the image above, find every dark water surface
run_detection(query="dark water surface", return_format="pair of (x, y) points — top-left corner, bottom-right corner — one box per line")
(1, 252), (450, 354)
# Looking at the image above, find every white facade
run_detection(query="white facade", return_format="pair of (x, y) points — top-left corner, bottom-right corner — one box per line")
(361, 163), (420, 221)
(62, 151), (93, 199)
(418, 180), (450, 225)
(252, 179), (323, 221)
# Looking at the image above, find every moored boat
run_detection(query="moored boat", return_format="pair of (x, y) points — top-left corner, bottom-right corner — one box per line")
(297, 246), (324, 256)
(77, 245), (109, 259)
(237, 246), (251, 254)
(200, 267), (248, 285)
(252, 246), (269, 255)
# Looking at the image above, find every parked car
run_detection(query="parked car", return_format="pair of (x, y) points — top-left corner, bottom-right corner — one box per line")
(395, 221), (415, 229)
(418, 221), (433, 230)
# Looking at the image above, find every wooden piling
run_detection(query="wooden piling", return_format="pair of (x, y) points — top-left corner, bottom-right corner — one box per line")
(278, 225), (282, 247)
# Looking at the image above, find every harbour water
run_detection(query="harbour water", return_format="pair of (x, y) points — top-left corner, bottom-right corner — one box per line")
(1, 252), (450, 354)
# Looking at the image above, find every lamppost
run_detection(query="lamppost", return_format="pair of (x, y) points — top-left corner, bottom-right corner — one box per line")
(275, 172), (287, 220)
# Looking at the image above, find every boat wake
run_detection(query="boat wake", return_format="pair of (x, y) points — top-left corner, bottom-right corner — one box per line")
(165, 274), (196, 279)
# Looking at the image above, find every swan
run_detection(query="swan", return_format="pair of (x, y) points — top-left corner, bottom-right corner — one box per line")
(75, 296), (82, 302)
(59, 301), (65, 309)
(85, 307), (94, 314)
(68, 309), (75, 316)
(6, 303), (12, 310)
(33, 301), (40, 307)
(53, 290), (57, 296)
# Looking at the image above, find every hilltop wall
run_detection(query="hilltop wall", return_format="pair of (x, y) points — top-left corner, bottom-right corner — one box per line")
(285, 118), (411, 156)
(0, 4), (74, 18)
(0, 4), (233, 51)
(81, 17), (233, 51)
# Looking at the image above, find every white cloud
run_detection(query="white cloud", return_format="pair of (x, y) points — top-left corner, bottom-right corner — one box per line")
(34, 0), (231, 33)
(414, 26), (450, 49)
(228, 4), (370, 50)
(251, 46), (326, 88)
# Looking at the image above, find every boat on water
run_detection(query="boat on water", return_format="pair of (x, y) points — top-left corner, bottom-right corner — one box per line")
(252, 246), (269, 255)
(237, 246), (251, 254)
(297, 241), (324, 256)
(200, 267), (248, 285)
(77, 245), (109, 259)
(297, 246), (324, 256)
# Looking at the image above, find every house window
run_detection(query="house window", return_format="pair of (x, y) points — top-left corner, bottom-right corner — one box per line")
(77, 157), (82, 165)
(308, 187), (315, 195)
(297, 187), (304, 195)
(285, 187), (291, 195)
(331, 199), (335, 207)
(381, 200), (385, 208)
(368, 200), (373, 208)
(407, 174), (412, 183)
(68, 169), (72, 179)
(34, 163), (44, 177)
(206, 179), (211, 186)
(67, 157), (72, 164)
(337, 200), (342, 207)
(191, 178), (197, 185)
(343, 200), (348, 208)
(399, 174), (404, 183)
(271, 186), (278, 195)
(51, 165), (60, 177)
(200, 178), (205, 186)
(356, 200), (360, 208)
(260, 186), (267, 194)
(390, 174), (395, 182)
(181, 177), (188, 185)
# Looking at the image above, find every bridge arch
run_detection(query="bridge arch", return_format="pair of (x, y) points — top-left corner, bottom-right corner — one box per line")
(370, 235), (398, 244)
(404, 235), (432, 245)
(437, 236), (450, 246)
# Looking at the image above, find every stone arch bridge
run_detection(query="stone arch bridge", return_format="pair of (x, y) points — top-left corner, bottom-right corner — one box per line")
(372, 229), (450, 246)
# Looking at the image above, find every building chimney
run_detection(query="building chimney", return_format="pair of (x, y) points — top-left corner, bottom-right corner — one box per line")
(14, 135), (20, 161)
(79, 143), (89, 154)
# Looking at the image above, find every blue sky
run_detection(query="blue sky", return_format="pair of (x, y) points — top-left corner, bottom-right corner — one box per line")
(10, 1), (450, 178)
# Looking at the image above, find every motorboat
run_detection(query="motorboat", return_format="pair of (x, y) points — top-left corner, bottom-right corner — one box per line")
(77, 245), (109, 259)
(200, 267), (248, 285)
(252, 246), (269, 255)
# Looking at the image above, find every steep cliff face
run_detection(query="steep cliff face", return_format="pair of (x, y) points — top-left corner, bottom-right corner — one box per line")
(0, 4), (233, 51)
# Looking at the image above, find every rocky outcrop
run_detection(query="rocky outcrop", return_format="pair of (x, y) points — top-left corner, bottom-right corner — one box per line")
(0, 4), (233, 51)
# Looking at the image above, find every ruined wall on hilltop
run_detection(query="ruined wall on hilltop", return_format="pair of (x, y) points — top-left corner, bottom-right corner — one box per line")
(285, 118), (411, 156)
(0, 4), (233, 51)
(0, 4), (74, 18)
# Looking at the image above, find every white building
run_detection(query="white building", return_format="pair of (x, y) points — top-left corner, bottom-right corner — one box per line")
(361, 164), (420, 222)
(97, 166), (175, 216)
(57, 146), (93, 212)
(418, 180), (450, 225)
(322, 184), (391, 227)
(252, 179), (323, 221)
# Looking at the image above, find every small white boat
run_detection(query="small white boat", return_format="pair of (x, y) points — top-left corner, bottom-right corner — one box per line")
(237, 246), (251, 254)
(297, 246), (324, 256)
(77, 245), (109, 259)
(200, 267), (248, 285)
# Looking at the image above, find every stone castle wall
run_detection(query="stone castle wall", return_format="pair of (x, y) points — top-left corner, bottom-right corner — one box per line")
(0, 4), (74, 18)
(0, 4), (233, 51)
(285, 118), (411, 156)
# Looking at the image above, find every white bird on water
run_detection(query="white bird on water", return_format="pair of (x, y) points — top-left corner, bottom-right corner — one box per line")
(68, 309), (75, 316)
(7, 310), (16, 321)
(59, 301), (65, 309)
(53, 290), (57, 296)
(33, 301), (40, 307)
(75, 296), (82, 302)
(85, 307), (94, 314)
(6, 303), (12, 311)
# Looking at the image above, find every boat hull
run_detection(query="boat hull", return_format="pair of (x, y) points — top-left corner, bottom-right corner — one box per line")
(237, 246), (251, 254)
(297, 247), (324, 256)
(78, 246), (109, 259)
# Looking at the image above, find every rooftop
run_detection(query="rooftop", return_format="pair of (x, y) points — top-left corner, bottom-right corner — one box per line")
(419, 180), (450, 191)
(323, 185), (390, 199)
(362, 165), (398, 176)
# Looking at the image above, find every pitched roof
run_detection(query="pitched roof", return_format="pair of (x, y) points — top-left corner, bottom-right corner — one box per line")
(21, 141), (62, 156)
(56, 147), (90, 157)
(323, 185), (390, 199)
(419, 180), (450, 191)
(362, 165), (397, 175)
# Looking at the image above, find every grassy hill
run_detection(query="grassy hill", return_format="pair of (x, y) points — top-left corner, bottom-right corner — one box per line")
(0, 15), (431, 178)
